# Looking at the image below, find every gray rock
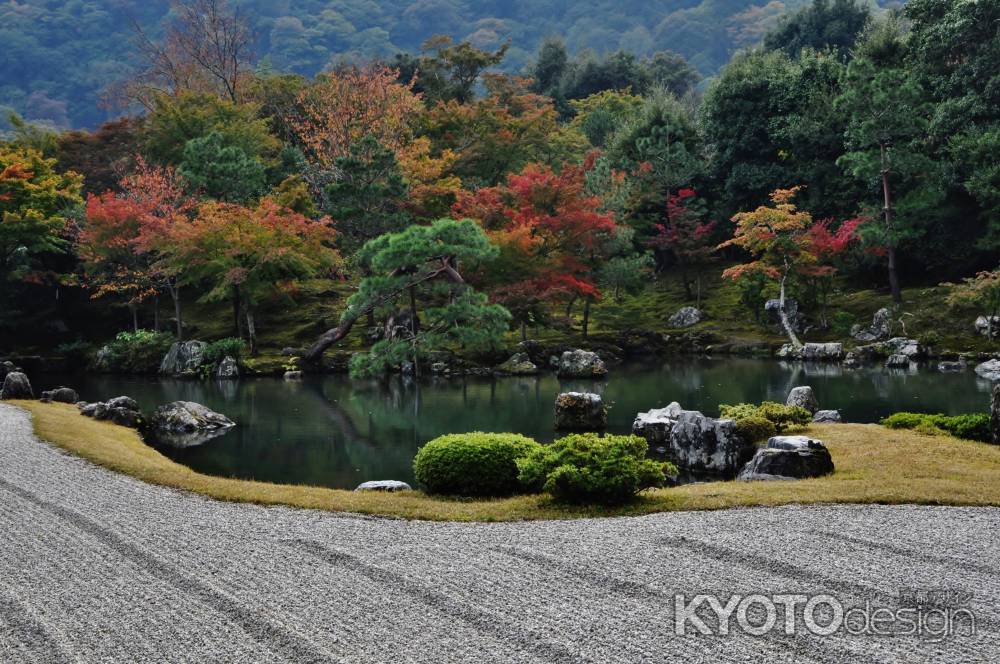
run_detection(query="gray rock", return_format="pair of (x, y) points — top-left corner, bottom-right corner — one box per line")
(812, 409), (842, 423)
(0, 361), (16, 381)
(556, 349), (607, 378)
(150, 401), (234, 447)
(355, 480), (413, 492)
(78, 402), (100, 417)
(632, 402), (683, 446)
(0, 372), (33, 400)
(801, 342), (843, 361)
(494, 353), (538, 376)
(91, 345), (113, 372)
(737, 435), (834, 480)
(851, 307), (893, 342)
(160, 341), (208, 377)
(77, 395), (142, 428)
(976, 359), (1000, 381)
(885, 354), (911, 368)
(764, 298), (804, 333)
(992, 385), (1000, 445)
(938, 360), (967, 373)
(668, 410), (750, 475)
(215, 356), (239, 379)
(430, 362), (449, 374)
(786, 386), (819, 414)
(554, 392), (607, 430)
(843, 351), (859, 368)
(45, 387), (78, 404)
(975, 315), (1000, 338)
(283, 370), (303, 380)
(106, 396), (139, 411)
(668, 306), (702, 328)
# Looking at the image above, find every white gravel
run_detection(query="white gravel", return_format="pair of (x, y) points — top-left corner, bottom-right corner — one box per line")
(1, 402), (998, 663)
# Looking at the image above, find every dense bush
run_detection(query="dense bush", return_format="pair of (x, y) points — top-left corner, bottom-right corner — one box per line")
(882, 412), (991, 442)
(55, 339), (96, 370)
(413, 432), (540, 497)
(720, 401), (811, 438)
(203, 337), (247, 364)
(98, 330), (174, 374)
(517, 433), (675, 505)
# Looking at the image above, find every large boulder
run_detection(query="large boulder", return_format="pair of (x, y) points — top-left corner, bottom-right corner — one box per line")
(801, 342), (843, 361)
(0, 372), (33, 400)
(159, 341), (208, 377)
(494, 352), (538, 376)
(0, 360), (16, 381)
(632, 402), (683, 448)
(554, 392), (607, 430)
(975, 316), (1000, 339)
(851, 307), (893, 342)
(786, 386), (819, 414)
(668, 410), (750, 475)
(812, 409), (842, 423)
(556, 349), (608, 378)
(78, 395), (143, 428)
(737, 435), (834, 480)
(355, 480), (412, 492)
(976, 359), (1000, 382)
(855, 337), (925, 361)
(668, 306), (702, 328)
(992, 385), (1000, 445)
(40, 387), (78, 404)
(149, 401), (235, 448)
(214, 356), (239, 379)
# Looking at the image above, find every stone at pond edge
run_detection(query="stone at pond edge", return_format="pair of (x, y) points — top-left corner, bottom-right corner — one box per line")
(938, 360), (967, 372)
(556, 349), (607, 378)
(992, 385), (1000, 445)
(0, 361), (17, 381)
(776, 343), (843, 362)
(215, 356), (239, 379)
(554, 392), (607, 430)
(283, 370), (303, 380)
(78, 395), (143, 429)
(668, 410), (750, 475)
(159, 341), (208, 377)
(668, 306), (702, 328)
(885, 354), (911, 368)
(0, 372), (33, 400)
(737, 435), (834, 480)
(40, 387), (78, 404)
(494, 352), (538, 375)
(151, 401), (235, 433)
(851, 307), (893, 342)
(786, 386), (818, 414)
(812, 409), (842, 423)
(764, 298), (805, 333)
(975, 359), (1000, 381)
(975, 315), (1000, 338)
(632, 402), (683, 446)
(355, 480), (412, 492)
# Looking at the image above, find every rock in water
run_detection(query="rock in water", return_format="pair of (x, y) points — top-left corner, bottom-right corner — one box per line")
(668, 410), (750, 475)
(737, 435), (834, 480)
(632, 402), (683, 447)
(215, 356), (239, 379)
(975, 359), (1000, 381)
(786, 386), (818, 414)
(992, 385), (1000, 445)
(668, 306), (702, 328)
(494, 353), (538, 375)
(812, 409), (842, 423)
(150, 401), (235, 448)
(554, 392), (607, 430)
(355, 480), (412, 492)
(0, 372), (33, 400)
(556, 349), (608, 378)
(938, 360), (966, 372)
(159, 341), (208, 377)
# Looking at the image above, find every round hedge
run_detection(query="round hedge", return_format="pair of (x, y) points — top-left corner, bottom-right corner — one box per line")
(413, 432), (541, 497)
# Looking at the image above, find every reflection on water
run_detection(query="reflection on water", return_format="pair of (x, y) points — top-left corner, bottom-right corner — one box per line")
(35, 358), (995, 489)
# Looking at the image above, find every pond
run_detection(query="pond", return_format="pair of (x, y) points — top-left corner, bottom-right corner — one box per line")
(34, 358), (995, 490)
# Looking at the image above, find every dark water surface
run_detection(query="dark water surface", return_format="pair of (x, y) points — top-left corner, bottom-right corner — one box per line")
(35, 358), (995, 489)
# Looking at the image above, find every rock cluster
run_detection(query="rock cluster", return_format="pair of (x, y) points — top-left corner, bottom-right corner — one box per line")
(737, 435), (834, 481)
(632, 402), (683, 449)
(79, 396), (143, 428)
(976, 359), (1000, 382)
(851, 308), (893, 342)
(975, 315), (1000, 339)
(632, 403), (751, 475)
(40, 387), (78, 404)
(555, 349), (608, 378)
(149, 401), (235, 448)
(855, 337), (925, 362)
(776, 343), (843, 361)
(0, 371), (33, 400)
(668, 306), (702, 328)
(159, 341), (208, 377)
(554, 392), (607, 430)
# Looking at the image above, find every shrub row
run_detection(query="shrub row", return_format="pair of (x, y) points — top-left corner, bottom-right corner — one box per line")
(412, 431), (676, 505)
(881, 412), (991, 442)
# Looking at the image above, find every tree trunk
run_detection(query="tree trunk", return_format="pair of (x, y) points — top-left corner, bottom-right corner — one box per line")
(520, 320), (527, 342)
(152, 294), (159, 331)
(881, 145), (903, 304)
(581, 298), (591, 339)
(245, 308), (257, 356)
(129, 303), (139, 332)
(779, 272), (802, 348)
(408, 286), (418, 335)
(233, 289), (244, 340)
(565, 294), (577, 318)
(168, 282), (183, 341)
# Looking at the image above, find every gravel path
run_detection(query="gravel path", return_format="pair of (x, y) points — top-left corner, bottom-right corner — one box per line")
(1, 403), (998, 663)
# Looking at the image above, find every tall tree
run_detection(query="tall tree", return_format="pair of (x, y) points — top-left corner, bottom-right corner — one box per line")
(393, 36), (509, 104)
(764, 0), (871, 59)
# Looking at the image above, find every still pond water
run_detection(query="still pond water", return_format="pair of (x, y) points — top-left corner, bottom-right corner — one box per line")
(36, 358), (995, 489)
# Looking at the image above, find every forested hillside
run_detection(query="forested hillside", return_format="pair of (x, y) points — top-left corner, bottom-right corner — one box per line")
(0, 0), (896, 129)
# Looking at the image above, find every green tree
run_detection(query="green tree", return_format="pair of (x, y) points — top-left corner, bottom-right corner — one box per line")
(305, 218), (509, 373)
(764, 0), (871, 59)
(178, 131), (267, 203)
(394, 35), (509, 104)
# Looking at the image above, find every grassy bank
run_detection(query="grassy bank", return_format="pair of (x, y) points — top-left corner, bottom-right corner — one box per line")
(15, 401), (1000, 521)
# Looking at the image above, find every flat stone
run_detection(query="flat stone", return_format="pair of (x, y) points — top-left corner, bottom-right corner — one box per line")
(812, 410), (842, 423)
(355, 480), (413, 492)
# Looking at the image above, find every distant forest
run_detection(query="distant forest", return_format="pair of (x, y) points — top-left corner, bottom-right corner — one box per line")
(0, 0), (898, 129)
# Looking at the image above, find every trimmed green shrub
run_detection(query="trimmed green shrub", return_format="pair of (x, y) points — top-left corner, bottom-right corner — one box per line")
(517, 433), (676, 505)
(100, 330), (174, 374)
(720, 401), (811, 437)
(413, 432), (541, 497)
(204, 337), (247, 363)
(733, 415), (778, 444)
(882, 412), (991, 442)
